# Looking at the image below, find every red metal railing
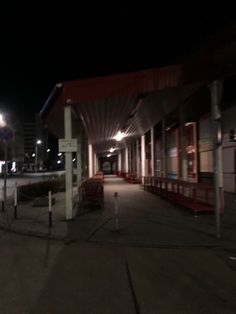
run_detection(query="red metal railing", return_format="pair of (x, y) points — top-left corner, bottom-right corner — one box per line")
(79, 174), (104, 209)
(116, 171), (141, 184)
(143, 176), (224, 214)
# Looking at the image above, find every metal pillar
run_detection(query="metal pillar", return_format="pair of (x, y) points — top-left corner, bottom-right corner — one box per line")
(141, 135), (145, 182)
(64, 105), (73, 220)
(77, 142), (82, 188)
(97, 156), (99, 172)
(162, 119), (167, 177)
(209, 80), (224, 238)
(3, 142), (7, 210)
(88, 144), (93, 178)
(118, 152), (122, 172)
(125, 147), (129, 173)
(136, 139), (140, 176)
(151, 127), (155, 176)
(128, 145), (132, 173)
(93, 152), (97, 174)
(179, 106), (188, 181)
(35, 143), (38, 173)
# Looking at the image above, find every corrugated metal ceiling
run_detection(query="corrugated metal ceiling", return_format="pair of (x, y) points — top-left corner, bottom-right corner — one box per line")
(71, 84), (200, 155)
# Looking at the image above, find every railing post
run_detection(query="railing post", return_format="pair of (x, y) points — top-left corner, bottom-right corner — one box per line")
(14, 183), (17, 219)
(114, 192), (119, 231)
(1, 187), (4, 212)
(48, 190), (52, 228)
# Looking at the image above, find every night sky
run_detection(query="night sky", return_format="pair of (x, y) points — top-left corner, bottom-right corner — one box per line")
(0, 4), (235, 120)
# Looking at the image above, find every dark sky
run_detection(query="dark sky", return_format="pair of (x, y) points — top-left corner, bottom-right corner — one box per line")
(0, 4), (235, 119)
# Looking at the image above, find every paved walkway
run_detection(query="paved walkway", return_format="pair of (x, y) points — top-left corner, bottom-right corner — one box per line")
(0, 175), (236, 248)
(1, 175), (236, 313)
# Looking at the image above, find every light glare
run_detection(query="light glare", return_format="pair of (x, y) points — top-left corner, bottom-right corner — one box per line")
(0, 114), (6, 127)
(114, 131), (124, 141)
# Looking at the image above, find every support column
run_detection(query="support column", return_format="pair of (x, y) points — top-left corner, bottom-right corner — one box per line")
(97, 156), (99, 172)
(209, 80), (224, 238)
(136, 139), (140, 176)
(93, 152), (97, 174)
(88, 144), (93, 178)
(64, 104), (73, 220)
(141, 135), (146, 182)
(179, 106), (188, 181)
(125, 146), (129, 173)
(128, 145), (132, 173)
(132, 142), (136, 173)
(77, 142), (82, 188)
(162, 119), (167, 177)
(118, 152), (122, 172)
(151, 127), (155, 176)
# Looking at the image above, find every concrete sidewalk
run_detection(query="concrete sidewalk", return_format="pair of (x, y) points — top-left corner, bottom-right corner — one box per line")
(0, 176), (236, 248)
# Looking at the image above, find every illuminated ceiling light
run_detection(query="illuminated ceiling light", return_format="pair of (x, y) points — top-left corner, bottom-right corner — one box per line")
(58, 153), (62, 156)
(57, 160), (61, 164)
(109, 147), (115, 153)
(114, 131), (124, 141)
(107, 154), (111, 157)
(36, 139), (42, 145)
(73, 158), (76, 162)
(0, 114), (6, 127)
(32, 153), (35, 157)
(185, 122), (194, 127)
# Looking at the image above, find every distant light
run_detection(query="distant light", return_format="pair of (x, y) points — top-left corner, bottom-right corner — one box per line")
(47, 148), (50, 152)
(109, 147), (115, 153)
(0, 161), (5, 173)
(0, 114), (6, 127)
(114, 131), (124, 141)
(185, 122), (194, 127)
(73, 158), (76, 162)
(107, 154), (111, 157)
(57, 160), (61, 164)
(32, 153), (35, 157)
(36, 139), (42, 145)
(11, 161), (16, 173)
(58, 153), (62, 156)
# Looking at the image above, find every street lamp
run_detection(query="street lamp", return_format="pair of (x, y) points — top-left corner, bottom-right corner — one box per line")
(0, 114), (7, 210)
(0, 114), (6, 127)
(0, 114), (13, 210)
(35, 139), (42, 172)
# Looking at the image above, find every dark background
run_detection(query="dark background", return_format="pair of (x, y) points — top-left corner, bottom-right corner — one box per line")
(0, 4), (235, 119)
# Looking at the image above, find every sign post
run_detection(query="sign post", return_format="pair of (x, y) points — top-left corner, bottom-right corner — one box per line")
(0, 126), (14, 211)
(59, 139), (78, 153)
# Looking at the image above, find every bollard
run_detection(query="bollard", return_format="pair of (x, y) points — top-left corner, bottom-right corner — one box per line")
(114, 192), (119, 231)
(2, 187), (4, 212)
(48, 190), (52, 228)
(14, 184), (17, 219)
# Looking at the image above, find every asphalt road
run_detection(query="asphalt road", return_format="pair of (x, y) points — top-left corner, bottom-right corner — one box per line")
(1, 230), (236, 314)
